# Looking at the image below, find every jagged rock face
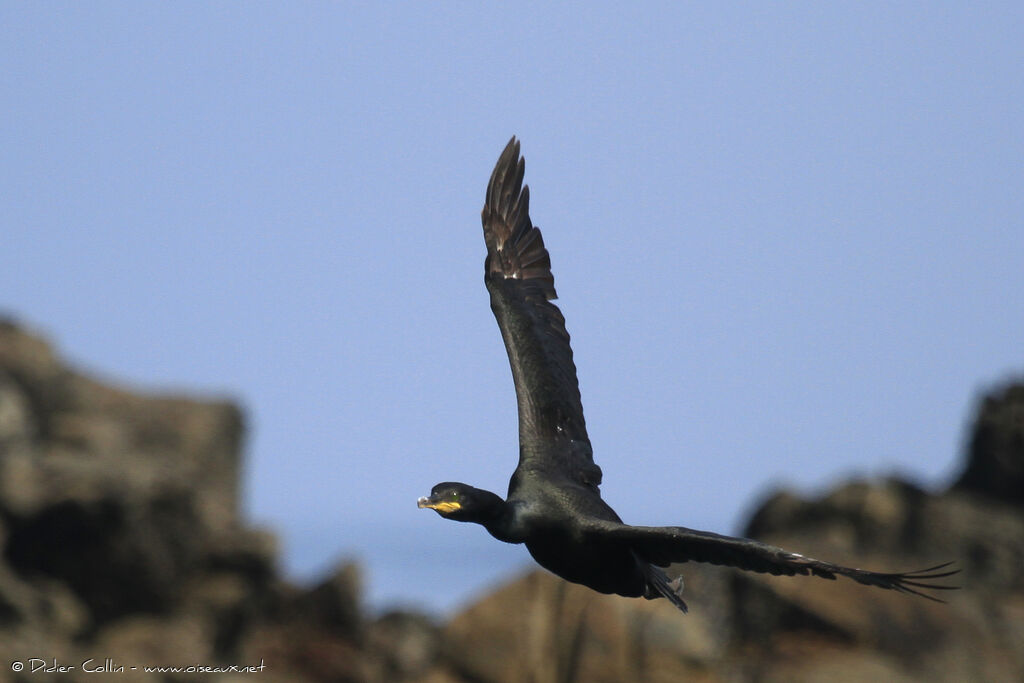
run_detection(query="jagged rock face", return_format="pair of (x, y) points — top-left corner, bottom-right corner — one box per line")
(0, 320), (385, 683)
(729, 382), (1024, 682)
(1, 318), (1021, 683)
(0, 319), (244, 529)
(433, 476), (1023, 683)
(442, 565), (732, 683)
(0, 321), (283, 678)
(735, 478), (1024, 682)
(954, 381), (1024, 506)
(0, 321), (248, 627)
(427, 386), (1024, 683)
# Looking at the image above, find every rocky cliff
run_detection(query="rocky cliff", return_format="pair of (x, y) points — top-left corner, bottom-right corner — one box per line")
(0, 319), (1020, 682)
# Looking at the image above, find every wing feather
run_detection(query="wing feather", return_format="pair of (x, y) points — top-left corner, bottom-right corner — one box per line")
(588, 522), (960, 601)
(482, 137), (601, 490)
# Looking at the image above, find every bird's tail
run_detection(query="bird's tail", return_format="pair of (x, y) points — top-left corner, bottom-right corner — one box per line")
(642, 563), (688, 613)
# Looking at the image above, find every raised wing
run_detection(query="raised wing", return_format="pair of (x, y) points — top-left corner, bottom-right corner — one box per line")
(482, 137), (602, 491)
(588, 521), (960, 601)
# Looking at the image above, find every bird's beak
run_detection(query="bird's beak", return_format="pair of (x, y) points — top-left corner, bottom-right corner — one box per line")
(417, 496), (461, 514)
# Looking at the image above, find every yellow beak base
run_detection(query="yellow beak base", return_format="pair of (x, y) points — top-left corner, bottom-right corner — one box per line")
(418, 498), (462, 514)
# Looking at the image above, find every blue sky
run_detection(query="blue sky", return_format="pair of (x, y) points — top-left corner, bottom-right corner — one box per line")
(3, 3), (1021, 614)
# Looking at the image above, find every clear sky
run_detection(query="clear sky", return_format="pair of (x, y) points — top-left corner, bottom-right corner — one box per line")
(3, 3), (1022, 614)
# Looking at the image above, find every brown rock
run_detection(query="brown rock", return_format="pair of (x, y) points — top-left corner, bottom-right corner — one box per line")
(444, 568), (727, 683)
(1, 318), (1021, 682)
(954, 380), (1024, 506)
(294, 562), (364, 641)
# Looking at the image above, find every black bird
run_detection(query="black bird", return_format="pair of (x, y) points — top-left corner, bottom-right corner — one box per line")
(418, 137), (958, 613)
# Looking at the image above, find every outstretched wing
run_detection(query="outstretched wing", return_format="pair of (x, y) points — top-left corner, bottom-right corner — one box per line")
(587, 521), (960, 601)
(482, 137), (602, 491)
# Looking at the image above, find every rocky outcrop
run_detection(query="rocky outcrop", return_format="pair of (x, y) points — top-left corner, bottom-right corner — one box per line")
(439, 478), (1023, 683)
(953, 381), (1024, 507)
(731, 477), (1024, 681)
(1, 318), (1021, 682)
(430, 376), (1024, 682)
(0, 320), (359, 682)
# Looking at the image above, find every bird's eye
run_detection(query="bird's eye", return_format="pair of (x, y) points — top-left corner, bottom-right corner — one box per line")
(451, 491), (460, 499)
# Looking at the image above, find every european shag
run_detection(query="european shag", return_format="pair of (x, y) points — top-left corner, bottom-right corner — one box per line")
(418, 137), (958, 613)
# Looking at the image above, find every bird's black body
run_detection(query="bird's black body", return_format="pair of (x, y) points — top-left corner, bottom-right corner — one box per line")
(418, 137), (958, 613)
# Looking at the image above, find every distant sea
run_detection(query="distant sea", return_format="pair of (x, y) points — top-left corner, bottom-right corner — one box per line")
(281, 521), (531, 616)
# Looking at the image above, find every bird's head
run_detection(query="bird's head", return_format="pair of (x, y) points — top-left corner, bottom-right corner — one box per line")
(417, 482), (504, 524)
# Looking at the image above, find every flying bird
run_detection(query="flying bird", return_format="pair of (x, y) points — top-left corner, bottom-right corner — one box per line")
(418, 137), (958, 613)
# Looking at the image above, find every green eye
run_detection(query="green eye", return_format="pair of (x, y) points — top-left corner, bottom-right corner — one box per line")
(451, 491), (460, 499)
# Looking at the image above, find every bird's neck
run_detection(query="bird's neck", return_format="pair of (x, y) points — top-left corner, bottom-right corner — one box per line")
(474, 490), (524, 544)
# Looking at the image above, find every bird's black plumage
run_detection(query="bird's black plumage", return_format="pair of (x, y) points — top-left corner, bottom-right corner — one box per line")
(418, 137), (959, 613)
